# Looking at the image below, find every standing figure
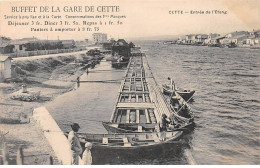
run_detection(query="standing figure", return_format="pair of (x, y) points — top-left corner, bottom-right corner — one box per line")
(68, 123), (82, 165)
(159, 114), (170, 141)
(160, 114), (170, 132)
(168, 77), (176, 91)
(82, 142), (92, 165)
(168, 113), (180, 130)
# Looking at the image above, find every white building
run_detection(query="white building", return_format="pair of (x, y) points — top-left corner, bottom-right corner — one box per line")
(0, 55), (12, 82)
(92, 33), (107, 43)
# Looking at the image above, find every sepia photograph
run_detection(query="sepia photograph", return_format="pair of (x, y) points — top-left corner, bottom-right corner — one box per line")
(0, 0), (259, 165)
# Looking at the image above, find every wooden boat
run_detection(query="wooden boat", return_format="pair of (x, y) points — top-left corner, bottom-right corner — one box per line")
(102, 121), (193, 134)
(102, 52), (194, 134)
(169, 91), (194, 122)
(111, 56), (129, 68)
(71, 131), (183, 149)
(162, 84), (195, 100)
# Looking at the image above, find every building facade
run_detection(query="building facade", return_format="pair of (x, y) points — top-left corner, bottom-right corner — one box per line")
(0, 55), (12, 82)
(92, 33), (107, 43)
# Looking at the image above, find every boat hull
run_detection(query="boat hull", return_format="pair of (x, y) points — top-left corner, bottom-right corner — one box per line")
(102, 121), (193, 134)
(76, 131), (183, 150)
(162, 85), (195, 100)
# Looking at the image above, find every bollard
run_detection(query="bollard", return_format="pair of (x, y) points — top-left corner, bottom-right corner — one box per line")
(16, 145), (24, 165)
(21, 85), (27, 93)
(49, 156), (53, 165)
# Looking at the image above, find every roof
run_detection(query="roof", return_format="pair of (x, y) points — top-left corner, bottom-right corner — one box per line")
(61, 40), (75, 44)
(196, 34), (208, 38)
(229, 34), (248, 39)
(9, 40), (28, 45)
(227, 31), (249, 36)
(212, 35), (226, 40)
(0, 41), (10, 48)
(19, 37), (38, 41)
(0, 55), (12, 62)
(112, 39), (129, 46)
(246, 36), (255, 39)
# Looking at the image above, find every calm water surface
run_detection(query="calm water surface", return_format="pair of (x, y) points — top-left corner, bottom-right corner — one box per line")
(45, 41), (260, 164)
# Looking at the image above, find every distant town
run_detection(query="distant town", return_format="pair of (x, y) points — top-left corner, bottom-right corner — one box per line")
(1, 29), (260, 59)
(163, 30), (260, 49)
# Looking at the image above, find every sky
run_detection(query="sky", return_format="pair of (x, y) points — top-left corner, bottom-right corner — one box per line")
(0, 0), (259, 41)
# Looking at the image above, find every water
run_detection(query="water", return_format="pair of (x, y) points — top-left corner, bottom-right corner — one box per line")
(45, 41), (260, 164)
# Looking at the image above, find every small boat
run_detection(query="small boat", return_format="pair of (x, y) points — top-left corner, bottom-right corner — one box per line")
(162, 84), (195, 101)
(169, 91), (194, 121)
(111, 56), (129, 68)
(111, 59), (128, 68)
(102, 121), (193, 134)
(70, 131), (183, 149)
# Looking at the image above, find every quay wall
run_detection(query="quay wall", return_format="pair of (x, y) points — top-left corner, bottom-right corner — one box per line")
(33, 106), (83, 165)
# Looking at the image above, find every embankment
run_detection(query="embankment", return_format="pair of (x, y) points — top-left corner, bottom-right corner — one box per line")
(0, 52), (103, 164)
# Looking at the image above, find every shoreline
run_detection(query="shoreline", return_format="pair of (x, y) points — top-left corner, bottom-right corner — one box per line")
(0, 51), (104, 164)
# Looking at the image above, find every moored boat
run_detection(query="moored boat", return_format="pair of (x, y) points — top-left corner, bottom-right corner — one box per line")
(102, 121), (193, 134)
(162, 84), (195, 101)
(169, 91), (194, 121)
(72, 131), (183, 149)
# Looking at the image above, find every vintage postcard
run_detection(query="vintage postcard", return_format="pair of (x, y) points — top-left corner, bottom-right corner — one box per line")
(0, 0), (259, 165)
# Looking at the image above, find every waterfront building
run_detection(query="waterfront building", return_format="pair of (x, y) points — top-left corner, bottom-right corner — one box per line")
(185, 34), (196, 44)
(10, 41), (27, 52)
(196, 34), (209, 43)
(249, 29), (260, 37)
(177, 36), (186, 44)
(254, 38), (260, 44)
(246, 36), (256, 46)
(0, 42), (13, 54)
(0, 55), (12, 82)
(60, 40), (75, 49)
(212, 36), (226, 44)
(205, 34), (221, 44)
(111, 39), (130, 57)
(102, 39), (116, 50)
(10, 37), (38, 52)
(225, 31), (249, 38)
(221, 34), (248, 46)
(92, 33), (108, 43)
(0, 37), (13, 54)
